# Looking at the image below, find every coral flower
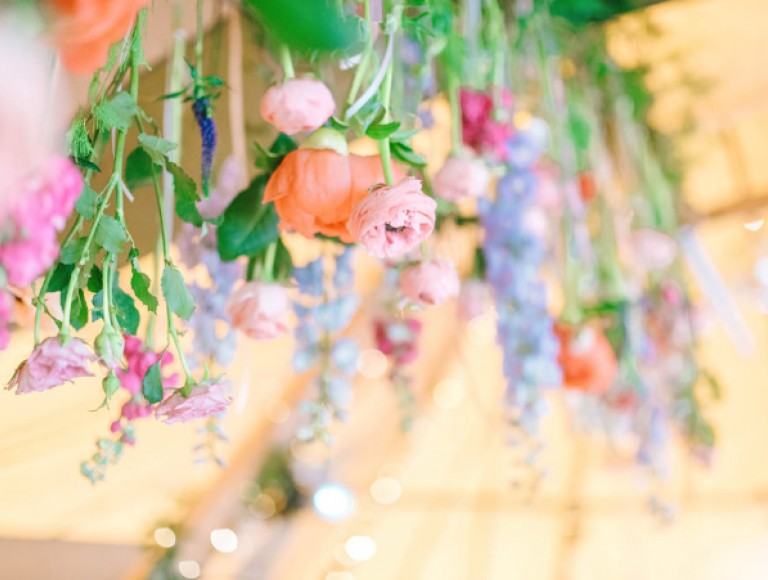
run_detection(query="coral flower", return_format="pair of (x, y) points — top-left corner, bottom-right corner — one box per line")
(45, 0), (149, 75)
(260, 78), (336, 135)
(400, 258), (460, 306)
(347, 177), (436, 258)
(8, 337), (97, 394)
(264, 129), (404, 242)
(432, 156), (491, 202)
(554, 324), (618, 394)
(226, 282), (291, 340)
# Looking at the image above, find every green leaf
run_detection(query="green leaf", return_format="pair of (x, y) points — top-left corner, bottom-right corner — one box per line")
(217, 176), (279, 261)
(125, 147), (159, 191)
(391, 141), (427, 167)
(390, 128), (420, 141)
(131, 266), (158, 314)
(67, 118), (94, 160)
(87, 265), (103, 293)
(161, 266), (195, 320)
(95, 216), (128, 254)
(142, 360), (164, 404)
(75, 185), (98, 220)
(166, 161), (202, 226)
(138, 134), (177, 165)
(91, 281), (140, 335)
(62, 289), (88, 330)
(94, 92), (139, 132)
(366, 121), (401, 140)
(60, 237), (88, 265)
(72, 157), (101, 173)
(47, 262), (75, 293)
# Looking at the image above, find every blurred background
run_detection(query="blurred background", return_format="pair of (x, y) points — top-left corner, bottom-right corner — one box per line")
(3, 0), (768, 579)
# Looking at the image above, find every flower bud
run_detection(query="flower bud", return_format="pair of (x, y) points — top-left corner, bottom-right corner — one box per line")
(95, 327), (125, 369)
(102, 372), (121, 400)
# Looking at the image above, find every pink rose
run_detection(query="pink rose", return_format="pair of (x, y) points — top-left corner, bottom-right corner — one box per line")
(260, 78), (335, 135)
(8, 336), (97, 394)
(457, 279), (492, 322)
(0, 156), (83, 286)
(347, 177), (436, 258)
(400, 258), (460, 306)
(226, 282), (291, 340)
(632, 228), (677, 271)
(432, 156), (491, 202)
(155, 378), (232, 424)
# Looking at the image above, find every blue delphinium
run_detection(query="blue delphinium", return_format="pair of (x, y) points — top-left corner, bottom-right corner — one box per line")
(292, 248), (359, 443)
(480, 119), (562, 437)
(193, 97), (217, 197)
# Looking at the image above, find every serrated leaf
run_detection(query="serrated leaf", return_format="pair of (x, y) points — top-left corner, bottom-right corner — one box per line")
(366, 121), (401, 140)
(95, 216), (128, 254)
(47, 262), (75, 293)
(75, 185), (98, 220)
(217, 175), (279, 261)
(138, 134), (177, 165)
(60, 237), (88, 265)
(94, 92), (139, 132)
(131, 266), (157, 313)
(125, 147), (158, 190)
(162, 266), (195, 320)
(142, 360), (164, 404)
(91, 280), (140, 335)
(166, 161), (202, 226)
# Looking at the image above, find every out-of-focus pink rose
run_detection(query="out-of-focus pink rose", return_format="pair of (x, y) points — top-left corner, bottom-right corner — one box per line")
(155, 378), (232, 424)
(522, 207), (549, 238)
(117, 335), (178, 395)
(0, 156), (83, 286)
(8, 337), (97, 394)
(400, 258), (460, 306)
(121, 400), (153, 420)
(0, 18), (71, 222)
(348, 177), (436, 258)
(459, 87), (513, 161)
(0, 291), (10, 350)
(260, 78), (335, 135)
(226, 282), (291, 340)
(197, 156), (245, 219)
(457, 279), (492, 322)
(534, 165), (563, 211)
(375, 318), (421, 365)
(632, 228), (677, 271)
(432, 156), (491, 203)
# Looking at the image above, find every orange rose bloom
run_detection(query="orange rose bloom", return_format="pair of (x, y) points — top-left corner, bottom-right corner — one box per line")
(45, 0), (149, 75)
(264, 129), (405, 242)
(555, 323), (618, 394)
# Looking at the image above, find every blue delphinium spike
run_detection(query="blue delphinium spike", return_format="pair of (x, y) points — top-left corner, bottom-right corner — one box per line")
(192, 97), (217, 197)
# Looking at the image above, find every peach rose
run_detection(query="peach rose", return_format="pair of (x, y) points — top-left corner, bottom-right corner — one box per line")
(347, 177), (436, 258)
(431, 156), (491, 202)
(260, 78), (335, 135)
(264, 129), (405, 242)
(400, 258), (460, 306)
(226, 282), (291, 340)
(45, 0), (149, 75)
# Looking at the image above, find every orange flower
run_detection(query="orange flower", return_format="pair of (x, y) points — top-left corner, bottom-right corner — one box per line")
(264, 129), (405, 242)
(45, 0), (149, 75)
(555, 323), (618, 394)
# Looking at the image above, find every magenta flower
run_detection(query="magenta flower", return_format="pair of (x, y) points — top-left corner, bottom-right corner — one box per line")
(460, 87), (513, 161)
(348, 177), (436, 259)
(400, 258), (460, 306)
(226, 281), (291, 340)
(260, 78), (335, 135)
(432, 156), (491, 202)
(117, 335), (178, 395)
(0, 156), (83, 286)
(155, 377), (232, 424)
(8, 336), (97, 394)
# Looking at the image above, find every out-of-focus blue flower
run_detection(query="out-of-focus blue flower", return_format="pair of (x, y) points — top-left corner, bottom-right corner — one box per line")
(294, 258), (325, 297)
(331, 338), (359, 375)
(333, 247), (355, 290)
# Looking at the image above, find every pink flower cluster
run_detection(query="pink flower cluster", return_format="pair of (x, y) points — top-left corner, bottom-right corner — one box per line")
(460, 88), (513, 161)
(116, 334), (178, 395)
(8, 337), (97, 394)
(375, 317), (421, 365)
(155, 378), (231, 424)
(260, 78), (335, 135)
(226, 281), (291, 340)
(0, 156), (83, 287)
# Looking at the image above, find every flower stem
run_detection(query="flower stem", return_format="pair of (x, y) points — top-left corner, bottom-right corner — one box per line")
(377, 36), (395, 186)
(448, 71), (462, 156)
(345, 0), (373, 110)
(264, 241), (278, 282)
(194, 0), (205, 99)
(279, 44), (295, 79)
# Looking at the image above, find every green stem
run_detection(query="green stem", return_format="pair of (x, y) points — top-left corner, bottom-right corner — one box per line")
(246, 256), (257, 282)
(264, 242), (278, 282)
(279, 44), (295, 79)
(377, 39), (395, 186)
(345, 0), (373, 111)
(194, 0), (205, 98)
(448, 72), (462, 156)
(102, 257), (113, 329)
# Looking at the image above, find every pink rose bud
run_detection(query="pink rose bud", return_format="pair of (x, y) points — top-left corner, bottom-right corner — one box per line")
(400, 258), (460, 306)
(155, 378), (232, 424)
(226, 282), (291, 340)
(7, 336), (97, 394)
(347, 177), (436, 258)
(431, 156), (491, 202)
(259, 78), (336, 135)
(457, 279), (492, 322)
(632, 228), (677, 271)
